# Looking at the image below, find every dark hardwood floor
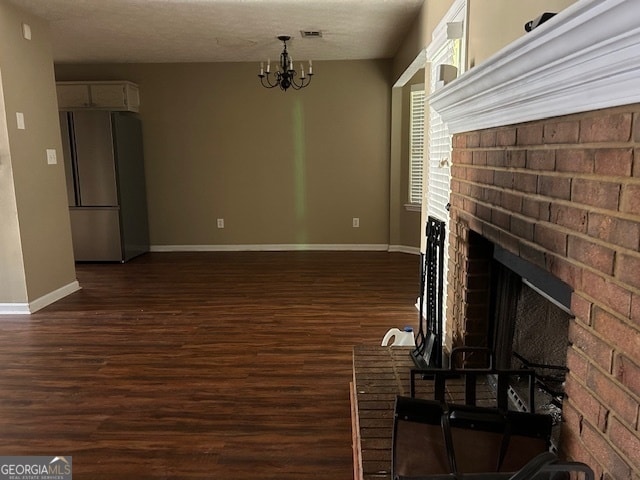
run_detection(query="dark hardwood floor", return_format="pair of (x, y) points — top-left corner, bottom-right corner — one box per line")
(0, 251), (418, 479)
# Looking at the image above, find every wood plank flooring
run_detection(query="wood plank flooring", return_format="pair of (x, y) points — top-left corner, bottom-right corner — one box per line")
(0, 251), (418, 480)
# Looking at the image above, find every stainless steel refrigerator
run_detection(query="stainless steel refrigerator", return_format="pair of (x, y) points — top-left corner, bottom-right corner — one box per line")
(59, 110), (150, 262)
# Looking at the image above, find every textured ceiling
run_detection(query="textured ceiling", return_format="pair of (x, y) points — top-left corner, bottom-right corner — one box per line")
(8, 0), (425, 64)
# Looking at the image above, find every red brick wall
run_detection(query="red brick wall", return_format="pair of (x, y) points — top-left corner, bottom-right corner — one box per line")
(448, 104), (640, 479)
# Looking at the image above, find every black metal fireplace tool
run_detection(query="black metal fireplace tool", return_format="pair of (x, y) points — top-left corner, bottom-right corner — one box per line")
(411, 216), (446, 369)
(393, 349), (595, 480)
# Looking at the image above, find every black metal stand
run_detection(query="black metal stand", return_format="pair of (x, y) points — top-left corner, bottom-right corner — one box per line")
(411, 216), (446, 369)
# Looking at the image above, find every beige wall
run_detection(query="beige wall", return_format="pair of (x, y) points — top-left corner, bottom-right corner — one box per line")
(55, 60), (392, 247)
(387, 71), (423, 252)
(467, 0), (577, 69)
(0, 1), (76, 305)
(389, 0), (454, 253)
(392, 0), (456, 83)
(0, 69), (27, 303)
(395, 0), (577, 75)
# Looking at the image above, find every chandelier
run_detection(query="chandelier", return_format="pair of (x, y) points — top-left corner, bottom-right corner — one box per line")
(258, 35), (313, 91)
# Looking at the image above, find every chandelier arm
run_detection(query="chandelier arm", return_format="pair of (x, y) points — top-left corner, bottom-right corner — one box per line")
(259, 73), (281, 89)
(290, 74), (313, 90)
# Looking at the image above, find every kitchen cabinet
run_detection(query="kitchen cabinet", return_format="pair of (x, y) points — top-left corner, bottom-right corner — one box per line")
(56, 81), (140, 112)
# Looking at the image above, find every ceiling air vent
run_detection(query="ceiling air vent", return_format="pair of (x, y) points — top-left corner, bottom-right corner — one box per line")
(300, 30), (323, 38)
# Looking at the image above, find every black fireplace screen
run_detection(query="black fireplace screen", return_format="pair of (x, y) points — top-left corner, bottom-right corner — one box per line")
(412, 216), (446, 369)
(491, 261), (570, 447)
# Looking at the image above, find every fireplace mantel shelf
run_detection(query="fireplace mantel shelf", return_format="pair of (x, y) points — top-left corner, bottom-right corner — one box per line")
(430, 0), (640, 134)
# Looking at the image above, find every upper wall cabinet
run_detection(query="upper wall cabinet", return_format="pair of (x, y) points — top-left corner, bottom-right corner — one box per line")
(56, 81), (140, 112)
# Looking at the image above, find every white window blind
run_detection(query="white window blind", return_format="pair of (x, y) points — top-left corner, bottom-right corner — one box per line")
(424, 0), (466, 343)
(409, 87), (426, 205)
(427, 39), (460, 223)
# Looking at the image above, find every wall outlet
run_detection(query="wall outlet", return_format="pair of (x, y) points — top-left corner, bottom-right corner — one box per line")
(16, 112), (25, 130)
(22, 23), (32, 40)
(217, 218), (224, 228)
(352, 217), (360, 228)
(46, 149), (57, 165)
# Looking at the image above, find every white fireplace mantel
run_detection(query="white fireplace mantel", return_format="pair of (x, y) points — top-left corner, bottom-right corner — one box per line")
(430, 0), (640, 134)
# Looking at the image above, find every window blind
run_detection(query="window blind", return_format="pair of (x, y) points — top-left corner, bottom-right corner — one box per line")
(425, 1), (465, 341)
(427, 39), (459, 224)
(409, 88), (426, 205)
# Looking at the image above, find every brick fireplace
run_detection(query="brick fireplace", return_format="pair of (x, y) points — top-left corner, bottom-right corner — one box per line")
(426, 1), (640, 477)
(446, 104), (639, 478)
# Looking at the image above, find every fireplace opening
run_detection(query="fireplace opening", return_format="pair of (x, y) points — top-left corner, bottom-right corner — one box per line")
(452, 231), (572, 443)
(511, 283), (569, 409)
(488, 245), (572, 450)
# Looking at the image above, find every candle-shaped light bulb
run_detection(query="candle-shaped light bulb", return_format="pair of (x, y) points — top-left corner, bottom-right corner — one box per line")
(266, 58), (270, 73)
(309, 60), (313, 74)
(289, 58), (293, 71)
(260, 62), (264, 76)
(301, 64), (305, 79)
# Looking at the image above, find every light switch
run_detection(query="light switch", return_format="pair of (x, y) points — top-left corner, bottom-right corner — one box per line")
(46, 149), (57, 165)
(16, 112), (25, 130)
(22, 23), (32, 40)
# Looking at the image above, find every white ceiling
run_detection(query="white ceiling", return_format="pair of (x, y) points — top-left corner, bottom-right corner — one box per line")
(8, 0), (425, 64)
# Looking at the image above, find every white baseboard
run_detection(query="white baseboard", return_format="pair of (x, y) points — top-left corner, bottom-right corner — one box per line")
(0, 303), (31, 315)
(150, 244), (392, 252)
(0, 280), (81, 315)
(388, 245), (420, 255)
